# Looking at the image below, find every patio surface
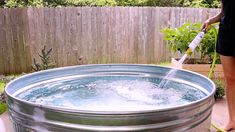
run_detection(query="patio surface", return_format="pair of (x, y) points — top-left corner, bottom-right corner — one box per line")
(0, 98), (233, 132)
(212, 98), (228, 128)
(211, 97), (235, 132)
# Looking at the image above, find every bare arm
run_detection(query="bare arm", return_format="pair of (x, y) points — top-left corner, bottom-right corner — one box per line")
(202, 3), (224, 29)
(209, 4), (224, 24)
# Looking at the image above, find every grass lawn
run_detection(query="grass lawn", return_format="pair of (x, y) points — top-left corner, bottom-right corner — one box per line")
(0, 75), (22, 115)
(0, 81), (5, 93)
(0, 81), (7, 114)
(157, 62), (171, 67)
(0, 102), (7, 114)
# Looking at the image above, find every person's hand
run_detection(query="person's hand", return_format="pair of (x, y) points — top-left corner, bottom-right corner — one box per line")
(202, 18), (211, 30)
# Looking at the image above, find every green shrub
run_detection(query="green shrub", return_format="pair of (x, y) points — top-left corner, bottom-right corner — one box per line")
(0, 102), (7, 115)
(213, 79), (225, 99)
(4, 0), (43, 7)
(161, 22), (220, 64)
(183, 0), (220, 8)
(0, 82), (5, 93)
(0, 74), (22, 84)
(1, 0), (219, 7)
(3, 0), (150, 7)
(0, 75), (22, 115)
(0, 79), (7, 115)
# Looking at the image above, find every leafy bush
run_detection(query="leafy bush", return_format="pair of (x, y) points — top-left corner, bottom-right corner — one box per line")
(0, 74), (22, 98)
(213, 79), (225, 99)
(1, 0), (219, 7)
(161, 22), (220, 64)
(4, 0), (43, 7)
(2, 0), (171, 7)
(144, 0), (183, 7)
(0, 75), (22, 114)
(0, 82), (5, 93)
(0, 102), (7, 115)
(183, 0), (220, 8)
(0, 75), (21, 84)
(0, 79), (7, 114)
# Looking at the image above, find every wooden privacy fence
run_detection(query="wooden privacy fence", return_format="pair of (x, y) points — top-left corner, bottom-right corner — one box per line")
(0, 7), (219, 74)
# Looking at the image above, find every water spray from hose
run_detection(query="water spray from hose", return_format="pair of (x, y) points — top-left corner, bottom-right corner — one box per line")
(158, 29), (206, 88)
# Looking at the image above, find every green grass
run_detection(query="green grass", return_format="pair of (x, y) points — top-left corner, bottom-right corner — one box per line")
(0, 74), (22, 115)
(0, 81), (6, 115)
(0, 103), (7, 115)
(0, 74), (23, 115)
(0, 81), (6, 93)
(157, 62), (171, 67)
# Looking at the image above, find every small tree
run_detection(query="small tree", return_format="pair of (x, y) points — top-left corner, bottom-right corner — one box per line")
(31, 46), (55, 71)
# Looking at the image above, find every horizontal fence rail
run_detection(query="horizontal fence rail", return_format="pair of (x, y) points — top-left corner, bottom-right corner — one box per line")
(0, 7), (219, 74)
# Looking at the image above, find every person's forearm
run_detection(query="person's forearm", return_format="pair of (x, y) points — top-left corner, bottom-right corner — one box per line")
(209, 12), (223, 24)
(209, 4), (224, 24)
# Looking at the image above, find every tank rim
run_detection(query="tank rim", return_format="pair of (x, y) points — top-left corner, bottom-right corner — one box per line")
(5, 64), (216, 115)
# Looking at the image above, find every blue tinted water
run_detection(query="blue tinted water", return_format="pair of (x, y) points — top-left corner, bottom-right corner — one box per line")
(16, 75), (207, 111)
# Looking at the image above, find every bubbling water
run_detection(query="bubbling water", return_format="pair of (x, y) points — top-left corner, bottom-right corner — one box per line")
(16, 75), (207, 111)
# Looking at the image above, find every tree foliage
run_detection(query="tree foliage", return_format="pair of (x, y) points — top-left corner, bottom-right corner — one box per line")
(0, 0), (220, 7)
(183, 0), (220, 8)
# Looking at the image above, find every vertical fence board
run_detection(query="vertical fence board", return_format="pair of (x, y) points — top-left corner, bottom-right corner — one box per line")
(16, 9), (27, 72)
(50, 9), (57, 67)
(4, 9), (11, 73)
(108, 7), (116, 63)
(90, 8), (98, 64)
(21, 8), (32, 72)
(8, 9), (16, 73)
(122, 7), (129, 63)
(148, 8), (155, 63)
(114, 7), (121, 63)
(0, 9), (6, 74)
(153, 8), (159, 63)
(0, 9), (5, 73)
(75, 8), (82, 65)
(54, 8), (62, 67)
(66, 7), (76, 66)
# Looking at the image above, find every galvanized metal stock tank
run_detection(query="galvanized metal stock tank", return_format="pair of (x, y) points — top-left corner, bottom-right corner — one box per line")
(5, 64), (215, 132)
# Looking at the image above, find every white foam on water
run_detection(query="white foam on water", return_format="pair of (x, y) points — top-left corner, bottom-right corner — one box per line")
(16, 76), (207, 111)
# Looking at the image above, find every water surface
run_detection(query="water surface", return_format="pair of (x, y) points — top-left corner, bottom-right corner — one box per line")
(16, 75), (207, 111)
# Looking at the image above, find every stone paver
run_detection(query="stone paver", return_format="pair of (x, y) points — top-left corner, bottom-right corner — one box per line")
(211, 97), (235, 132)
(0, 112), (11, 132)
